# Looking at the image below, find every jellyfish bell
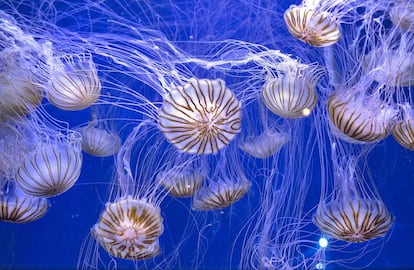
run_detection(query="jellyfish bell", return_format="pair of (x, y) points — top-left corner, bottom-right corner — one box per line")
(362, 46), (414, 87)
(192, 176), (251, 211)
(0, 21), (47, 122)
(327, 85), (397, 143)
(88, 121), (180, 264)
(92, 195), (164, 260)
(313, 145), (394, 243)
(392, 104), (414, 150)
(14, 121), (83, 198)
(0, 57), (44, 122)
(158, 159), (208, 198)
(0, 123), (35, 178)
(0, 179), (49, 223)
(284, 5), (340, 47)
(390, 1), (414, 32)
(262, 61), (323, 119)
(239, 128), (290, 159)
(46, 54), (101, 111)
(158, 77), (242, 155)
(192, 149), (251, 211)
(314, 199), (394, 243)
(75, 114), (122, 157)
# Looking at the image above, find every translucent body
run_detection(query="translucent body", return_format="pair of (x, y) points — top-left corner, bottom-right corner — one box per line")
(159, 168), (206, 198)
(76, 125), (121, 157)
(327, 91), (396, 143)
(0, 181), (49, 223)
(0, 66), (43, 122)
(92, 196), (164, 260)
(284, 5), (340, 47)
(192, 178), (251, 211)
(47, 55), (101, 111)
(15, 142), (83, 198)
(239, 129), (290, 158)
(159, 78), (242, 154)
(363, 47), (414, 87)
(313, 199), (394, 243)
(390, 2), (414, 32)
(262, 63), (322, 119)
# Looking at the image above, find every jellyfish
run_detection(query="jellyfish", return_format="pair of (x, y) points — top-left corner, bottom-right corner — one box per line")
(362, 45), (414, 87)
(89, 121), (178, 263)
(192, 148), (251, 211)
(314, 199), (394, 243)
(239, 99), (290, 159)
(0, 15), (47, 122)
(390, 1), (414, 32)
(158, 159), (207, 198)
(158, 78), (242, 155)
(92, 196), (163, 260)
(313, 143), (394, 243)
(284, 5), (341, 47)
(0, 180), (49, 223)
(239, 128), (290, 159)
(14, 117), (83, 198)
(392, 104), (414, 150)
(327, 85), (397, 143)
(262, 61), (323, 119)
(76, 114), (122, 157)
(0, 123), (35, 178)
(46, 54), (101, 111)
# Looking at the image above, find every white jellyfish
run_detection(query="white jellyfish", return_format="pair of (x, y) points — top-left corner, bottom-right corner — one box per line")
(15, 128), (83, 198)
(159, 78), (242, 155)
(284, 5), (341, 47)
(262, 61), (323, 119)
(76, 114), (121, 157)
(327, 87), (397, 143)
(47, 54), (101, 111)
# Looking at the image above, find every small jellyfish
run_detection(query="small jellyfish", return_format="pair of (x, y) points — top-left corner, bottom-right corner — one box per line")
(262, 62), (323, 119)
(327, 89), (397, 143)
(158, 164), (207, 198)
(284, 5), (340, 47)
(239, 128), (290, 159)
(47, 55), (101, 111)
(15, 130), (83, 198)
(313, 199), (394, 243)
(0, 180), (49, 223)
(390, 1), (414, 32)
(159, 78), (242, 154)
(192, 178), (251, 211)
(76, 115), (122, 157)
(192, 150), (251, 211)
(92, 196), (164, 260)
(392, 104), (414, 150)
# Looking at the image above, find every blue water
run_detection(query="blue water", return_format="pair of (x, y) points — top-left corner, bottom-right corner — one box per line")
(1, 0), (414, 269)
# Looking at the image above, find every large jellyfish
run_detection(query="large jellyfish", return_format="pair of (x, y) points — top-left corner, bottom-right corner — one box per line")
(159, 78), (242, 154)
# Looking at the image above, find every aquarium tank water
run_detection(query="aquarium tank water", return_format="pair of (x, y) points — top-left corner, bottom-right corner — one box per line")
(0, 0), (413, 269)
